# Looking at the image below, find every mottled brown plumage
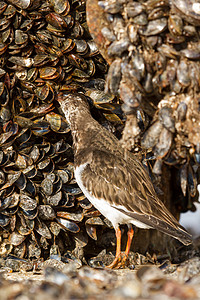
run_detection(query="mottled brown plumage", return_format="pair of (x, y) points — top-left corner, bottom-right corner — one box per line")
(58, 92), (192, 267)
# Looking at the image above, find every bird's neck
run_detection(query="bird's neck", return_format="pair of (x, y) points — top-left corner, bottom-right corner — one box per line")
(69, 111), (97, 155)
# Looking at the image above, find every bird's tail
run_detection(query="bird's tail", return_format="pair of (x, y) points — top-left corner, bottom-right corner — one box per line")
(154, 223), (193, 245)
(117, 208), (193, 245)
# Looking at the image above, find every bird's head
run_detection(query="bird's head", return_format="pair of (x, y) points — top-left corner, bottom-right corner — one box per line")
(57, 93), (90, 123)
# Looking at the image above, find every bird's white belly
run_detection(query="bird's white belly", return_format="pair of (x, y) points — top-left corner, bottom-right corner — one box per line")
(74, 164), (151, 230)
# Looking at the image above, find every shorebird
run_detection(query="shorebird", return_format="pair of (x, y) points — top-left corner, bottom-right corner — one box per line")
(57, 93), (192, 268)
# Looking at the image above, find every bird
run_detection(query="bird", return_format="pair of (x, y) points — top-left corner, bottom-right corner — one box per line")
(57, 92), (193, 268)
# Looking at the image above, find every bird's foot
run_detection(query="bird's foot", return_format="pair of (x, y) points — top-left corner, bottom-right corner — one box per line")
(106, 253), (129, 269)
(106, 254), (122, 269)
(121, 254), (129, 268)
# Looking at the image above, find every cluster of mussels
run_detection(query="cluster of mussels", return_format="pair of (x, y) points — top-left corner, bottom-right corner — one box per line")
(87, 0), (200, 210)
(0, 0), (122, 260)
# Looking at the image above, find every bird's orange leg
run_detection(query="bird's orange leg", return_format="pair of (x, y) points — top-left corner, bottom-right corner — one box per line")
(125, 225), (134, 256)
(106, 226), (122, 269)
(121, 225), (134, 267)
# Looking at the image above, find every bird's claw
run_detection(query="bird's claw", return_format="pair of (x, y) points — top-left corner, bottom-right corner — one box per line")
(106, 253), (129, 269)
(106, 254), (122, 269)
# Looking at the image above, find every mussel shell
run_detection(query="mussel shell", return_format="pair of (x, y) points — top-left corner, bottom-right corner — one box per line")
(108, 39), (130, 57)
(46, 190), (62, 206)
(52, 0), (70, 15)
(9, 231), (26, 246)
(10, 214), (17, 231)
(18, 211), (34, 229)
(0, 179), (7, 194)
(50, 244), (61, 260)
(194, 153), (200, 164)
(168, 14), (183, 36)
(9, 57), (33, 68)
(39, 67), (57, 79)
(177, 60), (191, 87)
(125, 1), (144, 18)
(50, 221), (61, 236)
(24, 179), (36, 197)
(158, 107), (175, 133)
(16, 220), (33, 236)
(153, 127), (173, 158)
(0, 150), (9, 166)
(139, 18), (167, 36)
(0, 83), (9, 106)
(188, 164), (197, 197)
(3, 172), (25, 189)
(28, 241), (41, 259)
(180, 163), (187, 196)
(62, 38), (75, 53)
(2, 205), (19, 216)
(29, 146), (41, 163)
(83, 208), (101, 217)
(0, 213), (10, 226)
(53, 177), (63, 194)
(54, 140), (72, 155)
(85, 217), (104, 226)
(63, 184), (82, 195)
(15, 128), (32, 145)
(23, 165), (37, 178)
(104, 59), (121, 95)
(172, 0), (200, 25)
(0, 2), (7, 14)
(59, 192), (75, 207)
(33, 54), (50, 67)
(62, 250), (82, 267)
(9, 0), (31, 9)
(41, 177), (54, 196)
(44, 143), (55, 157)
(73, 231), (88, 247)
(35, 218), (52, 239)
(0, 131), (15, 148)
(181, 48), (200, 60)
(38, 158), (55, 174)
(31, 120), (50, 136)
(177, 102), (187, 121)
(85, 224), (97, 240)
(56, 209), (83, 222)
(38, 205), (56, 220)
(6, 192), (20, 208)
(0, 241), (13, 256)
(15, 154), (28, 169)
(141, 121), (163, 149)
(56, 169), (70, 184)
(46, 112), (70, 133)
(13, 242), (26, 258)
(79, 197), (93, 209)
(14, 116), (33, 129)
(19, 194), (37, 211)
(0, 195), (12, 210)
(152, 159), (163, 175)
(39, 237), (48, 251)
(56, 217), (80, 233)
(15, 172), (27, 190)
(22, 208), (38, 220)
(15, 29), (28, 45)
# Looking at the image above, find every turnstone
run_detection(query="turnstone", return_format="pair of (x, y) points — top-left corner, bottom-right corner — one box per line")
(57, 93), (192, 268)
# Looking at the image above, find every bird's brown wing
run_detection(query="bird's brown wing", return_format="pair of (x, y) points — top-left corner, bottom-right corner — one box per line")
(79, 149), (192, 245)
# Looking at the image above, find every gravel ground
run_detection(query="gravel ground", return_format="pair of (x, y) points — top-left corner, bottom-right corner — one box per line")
(1, 254), (200, 300)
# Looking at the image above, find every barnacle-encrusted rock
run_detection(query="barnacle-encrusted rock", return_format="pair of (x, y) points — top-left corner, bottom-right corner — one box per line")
(0, 0), (120, 260)
(87, 0), (200, 216)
